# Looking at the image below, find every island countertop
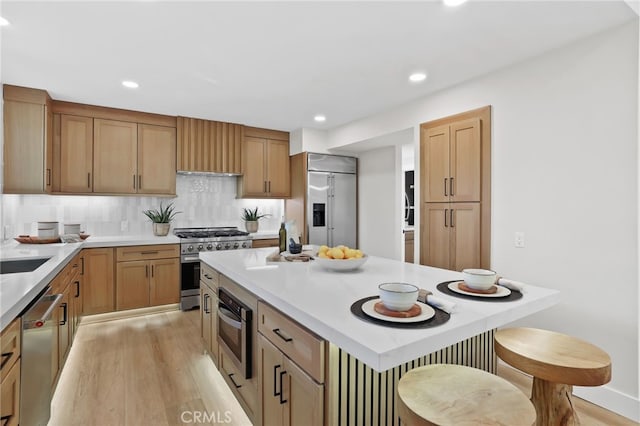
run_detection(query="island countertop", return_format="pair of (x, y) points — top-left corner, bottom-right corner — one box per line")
(199, 248), (560, 372)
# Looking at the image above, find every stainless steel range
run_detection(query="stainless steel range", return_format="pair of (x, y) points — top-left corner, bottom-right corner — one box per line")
(174, 227), (252, 310)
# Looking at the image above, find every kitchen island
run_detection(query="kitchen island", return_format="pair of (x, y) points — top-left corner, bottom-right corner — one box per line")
(200, 247), (559, 426)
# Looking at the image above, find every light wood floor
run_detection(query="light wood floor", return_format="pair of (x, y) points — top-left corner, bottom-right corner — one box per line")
(51, 310), (636, 426)
(50, 310), (252, 426)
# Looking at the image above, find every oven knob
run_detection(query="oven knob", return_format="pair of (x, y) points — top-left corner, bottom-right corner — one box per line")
(206, 243), (213, 251)
(197, 244), (204, 251)
(216, 244), (222, 250)
(241, 242), (248, 248)
(224, 243), (231, 250)
(187, 245), (194, 252)
(233, 242), (239, 249)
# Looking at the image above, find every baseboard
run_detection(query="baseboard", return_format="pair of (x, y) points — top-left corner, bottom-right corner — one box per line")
(80, 303), (181, 325)
(574, 385), (640, 423)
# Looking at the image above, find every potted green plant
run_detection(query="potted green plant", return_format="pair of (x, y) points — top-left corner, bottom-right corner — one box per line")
(241, 207), (269, 233)
(142, 202), (181, 236)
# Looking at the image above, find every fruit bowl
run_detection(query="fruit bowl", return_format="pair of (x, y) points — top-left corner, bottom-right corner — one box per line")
(314, 254), (368, 271)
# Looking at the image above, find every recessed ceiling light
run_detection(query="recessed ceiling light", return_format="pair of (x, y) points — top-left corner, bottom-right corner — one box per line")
(122, 80), (139, 89)
(409, 72), (427, 83)
(0, 17), (10, 26)
(443, 0), (468, 6)
(314, 115), (326, 123)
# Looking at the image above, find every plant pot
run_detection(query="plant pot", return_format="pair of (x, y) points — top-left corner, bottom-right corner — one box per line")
(245, 220), (259, 233)
(153, 223), (171, 236)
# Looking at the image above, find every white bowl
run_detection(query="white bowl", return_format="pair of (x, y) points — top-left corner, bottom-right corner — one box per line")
(461, 269), (496, 290)
(314, 254), (368, 271)
(378, 282), (419, 311)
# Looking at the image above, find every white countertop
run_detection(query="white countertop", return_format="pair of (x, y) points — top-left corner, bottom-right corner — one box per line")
(0, 235), (180, 330)
(200, 248), (560, 372)
(250, 231), (279, 240)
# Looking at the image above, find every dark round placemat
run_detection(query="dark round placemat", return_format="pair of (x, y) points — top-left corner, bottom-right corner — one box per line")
(436, 281), (523, 302)
(350, 296), (450, 329)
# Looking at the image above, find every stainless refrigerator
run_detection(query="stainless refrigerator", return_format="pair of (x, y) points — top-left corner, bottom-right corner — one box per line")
(307, 153), (357, 248)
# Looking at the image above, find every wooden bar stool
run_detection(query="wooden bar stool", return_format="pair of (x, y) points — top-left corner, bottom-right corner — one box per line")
(397, 364), (536, 425)
(494, 327), (611, 426)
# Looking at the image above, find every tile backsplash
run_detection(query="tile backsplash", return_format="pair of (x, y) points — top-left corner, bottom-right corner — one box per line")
(1, 175), (283, 239)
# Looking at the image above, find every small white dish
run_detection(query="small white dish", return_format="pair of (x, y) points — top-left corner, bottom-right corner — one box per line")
(461, 268), (496, 290)
(378, 282), (419, 311)
(448, 281), (511, 298)
(361, 299), (435, 323)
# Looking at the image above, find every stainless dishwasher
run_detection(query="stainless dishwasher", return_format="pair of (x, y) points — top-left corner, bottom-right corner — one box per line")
(20, 286), (62, 426)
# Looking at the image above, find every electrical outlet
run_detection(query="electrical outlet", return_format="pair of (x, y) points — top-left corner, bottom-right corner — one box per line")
(514, 232), (525, 248)
(120, 220), (129, 232)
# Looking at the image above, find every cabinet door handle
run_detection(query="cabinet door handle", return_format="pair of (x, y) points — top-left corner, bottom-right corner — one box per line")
(46, 168), (51, 186)
(133, 174), (136, 189)
(75, 281), (80, 298)
(140, 251), (159, 255)
(273, 364), (282, 397)
(138, 175), (142, 190)
(273, 328), (293, 342)
(145, 265), (149, 278)
(0, 352), (13, 369)
(263, 181), (267, 193)
(228, 373), (242, 389)
(444, 209), (448, 227)
(204, 273), (212, 279)
(1, 414), (13, 426)
(444, 178), (448, 196)
(151, 265), (154, 277)
(450, 209), (454, 228)
(268, 181), (271, 193)
(203, 293), (210, 314)
(450, 176), (454, 196)
(80, 257), (85, 275)
(279, 370), (287, 404)
(60, 302), (68, 326)
(87, 173), (91, 188)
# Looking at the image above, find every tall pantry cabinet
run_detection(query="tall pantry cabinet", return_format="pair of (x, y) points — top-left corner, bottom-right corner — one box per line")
(420, 106), (491, 271)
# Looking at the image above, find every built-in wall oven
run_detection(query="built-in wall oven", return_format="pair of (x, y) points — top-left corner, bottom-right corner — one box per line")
(174, 227), (252, 310)
(217, 287), (253, 379)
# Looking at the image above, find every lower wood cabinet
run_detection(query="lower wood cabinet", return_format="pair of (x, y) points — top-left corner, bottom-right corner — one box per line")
(200, 263), (219, 364)
(404, 230), (414, 263)
(421, 202), (480, 271)
(252, 238), (279, 249)
(0, 317), (21, 426)
(115, 245), (180, 311)
(258, 334), (323, 426)
(219, 345), (258, 421)
(82, 248), (115, 315)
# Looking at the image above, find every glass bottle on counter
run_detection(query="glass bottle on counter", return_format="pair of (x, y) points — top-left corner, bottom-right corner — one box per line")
(279, 220), (287, 253)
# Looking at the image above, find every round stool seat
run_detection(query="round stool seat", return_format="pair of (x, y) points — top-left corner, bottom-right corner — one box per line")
(494, 327), (611, 386)
(397, 364), (536, 426)
(494, 328), (611, 426)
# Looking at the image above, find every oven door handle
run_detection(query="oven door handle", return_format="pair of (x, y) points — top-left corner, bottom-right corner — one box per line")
(218, 306), (242, 329)
(183, 256), (200, 262)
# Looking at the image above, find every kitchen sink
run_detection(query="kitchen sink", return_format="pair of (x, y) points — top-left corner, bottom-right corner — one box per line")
(0, 257), (52, 274)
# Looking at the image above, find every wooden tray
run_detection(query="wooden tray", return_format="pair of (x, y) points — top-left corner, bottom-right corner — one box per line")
(15, 234), (90, 244)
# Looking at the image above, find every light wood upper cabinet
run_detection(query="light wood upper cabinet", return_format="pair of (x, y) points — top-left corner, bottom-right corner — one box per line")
(93, 119), (138, 194)
(138, 124), (176, 194)
(238, 127), (290, 198)
(2, 85), (53, 194)
(52, 100), (177, 195)
(177, 116), (242, 174)
(59, 115), (93, 192)
(422, 118), (481, 203)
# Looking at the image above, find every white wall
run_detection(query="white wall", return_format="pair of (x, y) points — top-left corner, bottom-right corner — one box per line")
(1, 175), (284, 238)
(325, 20), (639, 420)
(358, 146), (400, 260)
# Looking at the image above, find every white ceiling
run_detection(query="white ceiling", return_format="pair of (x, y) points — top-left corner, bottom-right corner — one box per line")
(1, 1), (636, 132)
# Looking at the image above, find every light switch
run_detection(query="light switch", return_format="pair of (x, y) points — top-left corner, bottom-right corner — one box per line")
(514, 232), (525, 248)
